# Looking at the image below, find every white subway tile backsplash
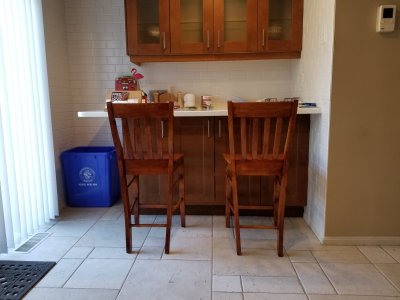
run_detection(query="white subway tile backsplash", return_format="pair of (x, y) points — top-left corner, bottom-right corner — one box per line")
(93, 48), (115, 57)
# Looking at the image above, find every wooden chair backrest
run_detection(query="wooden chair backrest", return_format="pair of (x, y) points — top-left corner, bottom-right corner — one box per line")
(227, 101), (298, 162)
(107, 102), (174, 162)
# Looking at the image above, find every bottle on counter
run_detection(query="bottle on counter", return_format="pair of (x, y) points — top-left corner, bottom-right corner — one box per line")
(201, 95), (212, 109)
(153, 91), (159, 103)
(177, 91), (183, 108)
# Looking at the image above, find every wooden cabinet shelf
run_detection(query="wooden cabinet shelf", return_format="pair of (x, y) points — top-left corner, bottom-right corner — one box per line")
(124, 0), (303, 63)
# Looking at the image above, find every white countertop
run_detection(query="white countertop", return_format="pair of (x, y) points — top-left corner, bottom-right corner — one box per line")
(78, 103), (321, 118)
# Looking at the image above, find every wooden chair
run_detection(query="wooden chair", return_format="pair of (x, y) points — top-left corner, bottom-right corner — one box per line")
(107, 101), (185, 254)
(223, 100), (298, 257)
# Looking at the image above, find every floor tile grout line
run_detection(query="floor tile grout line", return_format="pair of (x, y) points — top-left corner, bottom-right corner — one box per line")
(13, 212), (400, 299)
(371, 262), (400, 294)
(61, 207), (118, 257)
(59, 206), (123, 289)
(380, 245), (400, 263)
(60, 253), (87, 289)
(113, 213), (153, 300)
(311, 248), (340, 296)
(290, 262), (310, 296)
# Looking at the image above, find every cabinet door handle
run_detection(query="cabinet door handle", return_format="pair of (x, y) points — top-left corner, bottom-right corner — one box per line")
(207, 30), (210, 49)
(207, 120), (210, 138)
(218, 119), (221, 138)
(262, 29), (266, 47)
(217, 30), (221, 48)
(161, 120), (164, 138)
(162, 32), (166, 50)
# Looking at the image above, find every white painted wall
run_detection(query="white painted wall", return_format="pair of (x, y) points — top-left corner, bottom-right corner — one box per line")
(43, 0), (73, 207)
(292, 0), (336, 240)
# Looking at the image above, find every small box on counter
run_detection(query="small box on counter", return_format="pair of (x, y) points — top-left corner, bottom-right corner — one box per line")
(201, 95), (212, 109)
(105, 91), (144, 109)
(111, 91), (129, 102)
(115, 76), (137, 91)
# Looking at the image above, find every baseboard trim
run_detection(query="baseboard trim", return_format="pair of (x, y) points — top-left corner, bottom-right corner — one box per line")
(322, 236), (400, 245)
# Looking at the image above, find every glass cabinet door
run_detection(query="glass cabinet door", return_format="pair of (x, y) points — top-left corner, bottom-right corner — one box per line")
(125, 0), (170, 55)
(214, 0), (257, 53)
(170, 0), (213, 54)
(258, 0), (303, 52)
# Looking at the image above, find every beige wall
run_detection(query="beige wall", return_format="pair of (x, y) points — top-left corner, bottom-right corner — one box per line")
(326, 0), (400, 238)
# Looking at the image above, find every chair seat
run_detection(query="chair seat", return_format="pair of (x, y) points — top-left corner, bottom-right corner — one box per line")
(222, 153), (284, 176)
(125, 153), (184, 174)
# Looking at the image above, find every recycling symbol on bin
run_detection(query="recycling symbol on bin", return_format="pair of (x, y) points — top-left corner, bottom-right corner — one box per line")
(79, 167), (96, 183)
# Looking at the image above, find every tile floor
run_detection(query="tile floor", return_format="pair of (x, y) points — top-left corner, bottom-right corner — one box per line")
(1, 202), (400, 300)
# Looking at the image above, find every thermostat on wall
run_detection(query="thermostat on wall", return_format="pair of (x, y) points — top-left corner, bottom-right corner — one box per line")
(376, 5), (396, 32)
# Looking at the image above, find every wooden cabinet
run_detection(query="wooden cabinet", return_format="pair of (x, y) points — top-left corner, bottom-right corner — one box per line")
(169, 0), (213, 54)
(214, 117), (229, 203)
(258, 0), (303, 52)
(125, 0), (170, 55)
(212, 0), (258, 54)
(124, 0), (303, 63)
(174, 117), (215, 204)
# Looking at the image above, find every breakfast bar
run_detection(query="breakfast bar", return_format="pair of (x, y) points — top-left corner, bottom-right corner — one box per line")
(78, 103), (321, 216)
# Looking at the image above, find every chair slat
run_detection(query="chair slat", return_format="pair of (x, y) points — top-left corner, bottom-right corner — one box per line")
(240, 117), (247, 158)
(122, 118), (134, 159)
(133, 118), (143, 159)
(262, 118), (271, 159)
(251, 118), (259, 159)
(272, 117), (283, 158)
(156, 119), (163, 159)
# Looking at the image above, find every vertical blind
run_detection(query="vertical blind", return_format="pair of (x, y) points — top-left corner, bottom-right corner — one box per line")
(0, 0), (58, 251)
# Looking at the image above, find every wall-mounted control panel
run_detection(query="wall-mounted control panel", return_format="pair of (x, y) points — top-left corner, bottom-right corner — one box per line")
(376, 5), (397, 32)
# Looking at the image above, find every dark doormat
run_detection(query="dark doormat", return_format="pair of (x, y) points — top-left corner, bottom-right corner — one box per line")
(0, 260), (56, 300)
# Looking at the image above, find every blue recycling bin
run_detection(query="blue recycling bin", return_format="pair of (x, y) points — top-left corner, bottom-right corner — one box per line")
(61, 147), (120, 207)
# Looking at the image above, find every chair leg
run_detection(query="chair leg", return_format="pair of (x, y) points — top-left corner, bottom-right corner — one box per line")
(165, 175), (173, 254)
(133, 176), (139, 225)
(225, 174), (231, 228)
(122, 189), (133, 253)
(232, 177), (242, 256)
(276, 177), (287, 257)
(179, 171), (185, 228)
(277, 223), (284, 257)
(124, 214), (132, 253)
(273, 177), (279, 227)
(165, 205), (172, 254)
